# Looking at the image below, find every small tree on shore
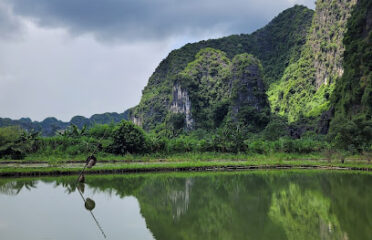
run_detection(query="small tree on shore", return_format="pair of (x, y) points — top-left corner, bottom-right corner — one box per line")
(109, 121), (147, 155)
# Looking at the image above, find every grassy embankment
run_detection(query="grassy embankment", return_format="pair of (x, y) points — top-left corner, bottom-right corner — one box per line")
(0, 152), (371, 177)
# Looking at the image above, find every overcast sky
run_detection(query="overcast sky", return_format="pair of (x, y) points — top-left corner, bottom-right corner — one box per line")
(0, 0), (315, 121)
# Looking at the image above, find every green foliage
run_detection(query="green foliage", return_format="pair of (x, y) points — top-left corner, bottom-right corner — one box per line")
(3, 3), (370, 159)
(133, 5), (313, 130)
(58, 124), (87, 138)
(0, 126), (22, 146)
(230, 53), (270, 130)
(212, 123), (248, 153)
(87, 123), (115, 139)
(0, 119), (332, 160)
(109, 121), (147, 155)
(212, 100), (230, 127)
(329, 0), (372, 151)
(146, 133), (168, 153)
(35, 136), (103, 157)
(0, 126), (38, 159)
(178, 48), (232, 130)
(329, 115), (372, 152)
(268, 0), (356, 122)
(166, 113), (186, 136)
(262, 115), (289, 141)
(245, 137), (325, 154)
(138, 48), (269, 134)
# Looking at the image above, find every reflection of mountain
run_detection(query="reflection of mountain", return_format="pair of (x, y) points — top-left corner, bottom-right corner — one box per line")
(1, 172), (372, 240)
(168, 178), (192, 220)
(134, 174), (287, 240)
(269, 183), (346, 240)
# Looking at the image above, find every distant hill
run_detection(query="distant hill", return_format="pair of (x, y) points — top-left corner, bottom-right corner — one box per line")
(0, 110), (130, 136)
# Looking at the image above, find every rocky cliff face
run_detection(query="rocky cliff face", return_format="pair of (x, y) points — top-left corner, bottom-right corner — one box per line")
(175, 48), (231, 129)
(133, 48), (269, 131)
(132, 115), (143, 127)
(268, 0), (357, 122)
(131, 1), (369, 134)
(230, 54), (269, 129)
(131, 5), (313, 131)
(170, 84), (193, 128)
(330, 0), (372, 123)
(310, 0), (357, 88)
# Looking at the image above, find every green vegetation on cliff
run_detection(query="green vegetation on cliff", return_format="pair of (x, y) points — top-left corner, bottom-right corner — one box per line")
(164, 49), (270, 133)
(329, 0), (372, 151)
(132, 0), (364, 138)
(132, 5), (314, 130)
(1, 1), (372, 161)
(268, 0), (357, 122)
(176, 48), (231, 130)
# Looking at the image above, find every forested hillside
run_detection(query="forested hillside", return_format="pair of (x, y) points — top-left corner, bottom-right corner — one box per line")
(329, 0), (372, 151)
(132, 5), (314, 131)
(132, 0), (369, 148)
(269, 0), (357, 122)
(2, 0), (371, 155)
(166, 48), (270, 133)
(1, 0), (371, 160)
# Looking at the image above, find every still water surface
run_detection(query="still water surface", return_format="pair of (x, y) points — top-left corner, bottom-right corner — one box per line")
(0, 170), (371, 240)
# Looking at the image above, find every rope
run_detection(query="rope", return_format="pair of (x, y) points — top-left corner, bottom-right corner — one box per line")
(83, 125), (110, 157)
(90, 127), (109, 156)
(77, 186), (107, 239)
(76, 127), (109, 184)
(73, 125), (110, 238)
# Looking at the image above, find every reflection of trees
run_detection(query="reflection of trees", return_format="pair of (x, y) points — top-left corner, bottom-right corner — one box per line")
(0, 180), (37, 195)
(135, 174), (286, 240)
(269, 183), (346, 240)
(325, 173), (372, 240)
(1, 172), (372, 240)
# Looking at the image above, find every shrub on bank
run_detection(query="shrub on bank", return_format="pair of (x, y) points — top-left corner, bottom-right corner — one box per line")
(2, 119), (367, 160)
(109, 120), (147, 155)
(0, 126), (38, 159)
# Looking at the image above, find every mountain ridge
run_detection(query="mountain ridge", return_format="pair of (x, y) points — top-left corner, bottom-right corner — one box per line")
(0, 110), (130, 136)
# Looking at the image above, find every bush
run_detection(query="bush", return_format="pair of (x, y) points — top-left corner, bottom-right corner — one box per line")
(245, 139), (270, 154)
(212, 123), (247, 153)
(262, 116), (288, 141)
(109, 121), (147, 155)
(87, 124), (115, 139)
(166, 113), (186, 137)
(0, 126), (38, 159)
(146, 134), (167, 153)
(35, 136), (103, 157)
(166, 136), (199, 153)
(329, 115), (372, 152)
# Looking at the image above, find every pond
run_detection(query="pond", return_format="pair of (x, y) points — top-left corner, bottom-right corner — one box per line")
(0, 170), (371, 240)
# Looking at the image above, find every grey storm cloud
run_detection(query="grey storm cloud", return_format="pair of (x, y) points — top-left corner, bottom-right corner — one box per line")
(0, 2), (23, 39)
(5, 0), (315, 41)
(0, 0), (315, 121)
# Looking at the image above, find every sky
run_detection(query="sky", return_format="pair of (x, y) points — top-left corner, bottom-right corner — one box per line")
(0, 0), (315, 121)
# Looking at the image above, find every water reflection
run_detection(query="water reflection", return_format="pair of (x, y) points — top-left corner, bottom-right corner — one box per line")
(269, 183), (346, 240)
(76, 182), (106, 238)
(0, 171), (371, 240)
(0, 179), (37, 195)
